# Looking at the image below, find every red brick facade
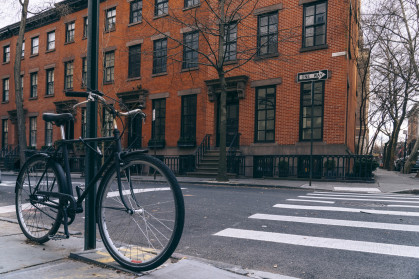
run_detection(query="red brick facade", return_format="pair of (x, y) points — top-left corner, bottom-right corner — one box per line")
(0, 0), (360, 176)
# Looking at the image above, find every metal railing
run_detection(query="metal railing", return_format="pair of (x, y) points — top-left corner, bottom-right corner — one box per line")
(195, 134), (211, 168)
(252, 155), (377, 181)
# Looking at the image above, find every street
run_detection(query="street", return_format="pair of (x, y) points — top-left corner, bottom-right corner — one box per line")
(1, 175), (419, 278)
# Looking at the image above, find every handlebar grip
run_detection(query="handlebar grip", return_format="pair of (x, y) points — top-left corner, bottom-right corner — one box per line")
(65, 91), (89, 98)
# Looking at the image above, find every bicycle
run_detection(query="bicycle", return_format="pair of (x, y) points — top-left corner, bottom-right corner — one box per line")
(15, 90), (185, 272)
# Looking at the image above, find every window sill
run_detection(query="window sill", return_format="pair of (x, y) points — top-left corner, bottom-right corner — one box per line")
(82, 36), (87, 40)
(127, 76), (141, 81)
(300, 44), (329, 53)
(152, 72), (168, 77)
(2, 101), (9, 104)
(44, 94), (54, 98)
(153, 14), (168, 20)
(103, 80), (114, 85)
(128, 21), (142, 27)
(45, 49), (55, 54)
(224, 60), (238, 65)
(2, 61), (10, 65)
(148, 139), (166, 149)
(104, 28), (116, 33)
(30, 53), (39, 58)
(29, 97), (38, 100)
(181, 67), (199, 72)
(64, 41), (75, 45)
(177, 139), (196, 148)
(183, 4), (201, 11)
(254, 53), (279, 61)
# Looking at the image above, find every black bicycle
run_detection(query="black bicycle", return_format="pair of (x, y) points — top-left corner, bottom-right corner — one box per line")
(15, 90), (185, 271)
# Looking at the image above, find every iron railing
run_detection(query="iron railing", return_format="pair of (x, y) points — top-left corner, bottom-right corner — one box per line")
(252, 155), (377, 181)
(195, 134), (211, 168)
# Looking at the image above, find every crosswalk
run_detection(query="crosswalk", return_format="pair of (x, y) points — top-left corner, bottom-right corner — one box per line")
(214, 191), (419, 259)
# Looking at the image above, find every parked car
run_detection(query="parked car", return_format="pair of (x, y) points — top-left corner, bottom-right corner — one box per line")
(394, 158), (405, 171)
(412, 155), (419, 173)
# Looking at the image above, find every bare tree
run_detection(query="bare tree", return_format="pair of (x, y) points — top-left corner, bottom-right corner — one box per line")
(14, 0), (29, 167)
(363, 0), (419, 170)
(141, 0), (292, 181)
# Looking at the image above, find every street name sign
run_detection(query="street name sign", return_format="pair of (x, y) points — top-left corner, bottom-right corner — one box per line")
(297, 70), (329, 83)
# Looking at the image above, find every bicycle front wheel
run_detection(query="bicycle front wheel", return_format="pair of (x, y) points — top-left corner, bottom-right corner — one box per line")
(15, 155), (63, 243)
(97, 153), (185, 271)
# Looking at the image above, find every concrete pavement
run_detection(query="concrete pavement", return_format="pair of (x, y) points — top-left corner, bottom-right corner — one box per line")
(0, 169), (417, 278)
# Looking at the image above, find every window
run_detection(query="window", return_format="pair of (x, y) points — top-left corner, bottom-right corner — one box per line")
(255, 86), (275, 142)
(179, 94), (196, 145)
(104, 51), (115, 83)
(153, 38), (167, 74)
(3, 45), (10, 63)
(31, 36), (39, 55)
(29, 117), (37, 147)
(81, 108), (87, 138)
(130, 0), (142, 24)
(182, 31), (199, 69)
(155, 0), (168, 16)
(2, 119), (8, 148)
(224, 22), (237, 61)
(82, 57), (87, 87)
(21, 41), (25, 58)
(102, 109), (113, 137)
(20, 75), (24, 94)
(30, 72), (38, 98)
(45, 122), (53, 147)
(151, 98), (166, 143)
(64, 61), (74, 89)
(105, 7), (116, 31)
(185, 0), (199, 8)
(303, 1), (327, 48)
(46, 68), (54, 95)
(128, 44), (141, 78)
(2, 78), (9, 102)
(300, 81), (324, 141)
(47, 31), (55, 50)
(257, 12), (278, 56)
(65, 21), (75, 43)
(83, 17), (88, 38)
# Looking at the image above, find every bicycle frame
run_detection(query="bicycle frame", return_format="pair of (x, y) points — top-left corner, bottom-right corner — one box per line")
(53, 124), (123, 210)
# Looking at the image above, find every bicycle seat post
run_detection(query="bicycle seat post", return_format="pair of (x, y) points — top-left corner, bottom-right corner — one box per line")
(60, 125), (66, 140)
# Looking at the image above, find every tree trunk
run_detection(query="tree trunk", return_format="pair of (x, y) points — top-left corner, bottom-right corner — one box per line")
(217, 72), (228, 181)
(14, 0), (30, 168)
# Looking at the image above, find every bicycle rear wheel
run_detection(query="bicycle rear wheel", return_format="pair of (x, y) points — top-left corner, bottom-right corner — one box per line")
(97, 153), (185, 271)
(15, 155), (63, 243)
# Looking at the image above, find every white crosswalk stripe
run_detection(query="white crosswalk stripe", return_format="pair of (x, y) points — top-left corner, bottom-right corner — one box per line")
(215, 191), (419, 259)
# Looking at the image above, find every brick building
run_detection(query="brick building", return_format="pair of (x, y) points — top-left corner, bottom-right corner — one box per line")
(0, 0), (361, 178)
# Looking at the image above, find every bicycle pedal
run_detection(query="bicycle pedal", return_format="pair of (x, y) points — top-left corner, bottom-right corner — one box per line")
(48, 234), (69, 241)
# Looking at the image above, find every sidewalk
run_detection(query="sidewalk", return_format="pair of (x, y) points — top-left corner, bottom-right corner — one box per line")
(0, 218), (295, 279)
(0, 169), (417, 278)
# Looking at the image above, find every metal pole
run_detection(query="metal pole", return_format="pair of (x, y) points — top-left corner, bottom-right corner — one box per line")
(85, 0), (99, 250)
(309, 81), (314, 186)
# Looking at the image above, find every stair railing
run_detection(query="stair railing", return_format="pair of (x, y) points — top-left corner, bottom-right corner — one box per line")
(227, 133), (241, 174)
(195, 134), (211, 168)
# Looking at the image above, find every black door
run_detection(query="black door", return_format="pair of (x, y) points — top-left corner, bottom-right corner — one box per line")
(217, 92), (239, 147)
(128, 114), (142, 149)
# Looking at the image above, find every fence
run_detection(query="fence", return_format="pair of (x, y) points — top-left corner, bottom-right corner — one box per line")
(253, 155), (377, 181)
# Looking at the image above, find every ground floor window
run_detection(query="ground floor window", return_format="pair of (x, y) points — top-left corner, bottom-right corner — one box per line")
(2, 119), (8, 148)
(300, 81), (324, 141)
(178, 94), (197, 146)
(255, 86), (276, 142)
(29, 117), (37, 147)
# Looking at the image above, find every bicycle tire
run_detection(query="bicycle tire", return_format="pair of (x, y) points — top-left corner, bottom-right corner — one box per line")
(97, 153), (185, 271)
(15, 154), (64, 243)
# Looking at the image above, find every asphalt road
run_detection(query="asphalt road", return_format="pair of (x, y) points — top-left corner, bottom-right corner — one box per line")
(1, 175), (419, 279)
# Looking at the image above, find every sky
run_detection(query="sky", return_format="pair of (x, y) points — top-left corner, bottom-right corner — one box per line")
(0, 0), (60, 29)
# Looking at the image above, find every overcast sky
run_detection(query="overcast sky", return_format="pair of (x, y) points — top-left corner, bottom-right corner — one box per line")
(0, 0), (60, 29)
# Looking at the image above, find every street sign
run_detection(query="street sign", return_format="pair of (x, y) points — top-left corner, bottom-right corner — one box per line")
(297, 70), (329, 83)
